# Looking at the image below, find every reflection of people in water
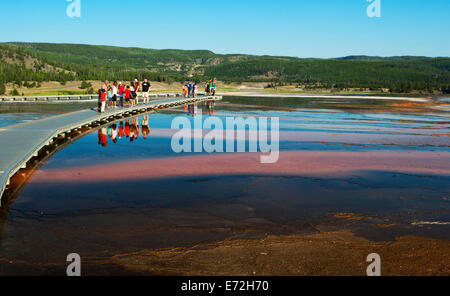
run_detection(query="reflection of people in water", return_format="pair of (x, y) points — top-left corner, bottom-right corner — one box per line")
(128, 118), (140, 142)
(98, 128), (108, 147)
(125, 120), (131, 139)
(207, 101), (215, 115)
(193, 104), (198, 116)
(129, 120), (136, 142)
(186, 102), (217, 116)
(108, 124), (118, 144)
(186, 104), (198, 117)
(97, 115), (152, 147)
(118, 122), (124, 139)
(141, 114), (150, 139)
(133, 118), (140, 141)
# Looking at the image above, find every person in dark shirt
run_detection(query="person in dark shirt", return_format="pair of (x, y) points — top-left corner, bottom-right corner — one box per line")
(187, 82), (192, 98)
(142, 78), (151, 104)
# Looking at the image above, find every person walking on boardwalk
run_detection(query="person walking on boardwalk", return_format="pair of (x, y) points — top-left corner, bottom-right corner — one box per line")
(183, 83), (188, 98)
(107, 87), (113, 110)
(124, 85), (131, 108)
(100, 89), (107, 113)
(209, 79), (214, 96)
(212, 78), (217, 96)
(205, 80), (211, 96)
(130, 84), (136, 107)
(111, 82), (118, 109)
(134, 78), (141, 105)
(193, 82), (198, 97)
(142, 78), (151, 104)
(102, 80), (109, 91)
(97, 89), (103, 112)
(187, 82), (192, 98)
(118, 82), (124, 107)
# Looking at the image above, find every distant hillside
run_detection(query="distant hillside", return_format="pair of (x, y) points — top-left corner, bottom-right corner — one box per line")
(2, 42), (254, 76)
(0, 42), (449, 95)
(335, 55), (431, 61)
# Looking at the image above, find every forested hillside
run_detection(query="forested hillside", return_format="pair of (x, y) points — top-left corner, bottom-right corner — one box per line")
(204, 57), (450, 92)
(1, 42), (449, 95)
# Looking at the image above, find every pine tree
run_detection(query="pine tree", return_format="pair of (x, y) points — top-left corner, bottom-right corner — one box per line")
(0, 82), (5, 95)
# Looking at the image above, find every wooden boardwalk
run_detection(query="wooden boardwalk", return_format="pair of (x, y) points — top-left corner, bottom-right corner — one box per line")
(0, 93), (182, 102)
(0, 95), (221, 204)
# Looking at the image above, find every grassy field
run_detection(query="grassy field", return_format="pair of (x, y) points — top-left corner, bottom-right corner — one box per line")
(2, 80), (432, 98)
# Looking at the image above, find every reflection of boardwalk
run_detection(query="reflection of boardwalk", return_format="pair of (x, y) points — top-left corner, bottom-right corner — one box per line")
(0, 95), (221, 204)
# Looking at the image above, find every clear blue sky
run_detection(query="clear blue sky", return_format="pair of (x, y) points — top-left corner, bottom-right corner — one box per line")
(2, 0), (449, 58)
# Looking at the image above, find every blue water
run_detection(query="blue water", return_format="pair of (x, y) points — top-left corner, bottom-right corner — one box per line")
(0, 113), (54, 128)
(0, 96), (448, 275)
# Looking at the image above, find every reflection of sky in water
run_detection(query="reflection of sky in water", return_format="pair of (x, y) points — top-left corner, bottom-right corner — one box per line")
(1, 97), (449, 270)
(0, 101), (95, 128)
(0, 113), (54, 128)
(38, 102), (450, 170)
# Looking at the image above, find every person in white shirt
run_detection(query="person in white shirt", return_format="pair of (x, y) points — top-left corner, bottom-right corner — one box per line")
(111, 82), (118, 109)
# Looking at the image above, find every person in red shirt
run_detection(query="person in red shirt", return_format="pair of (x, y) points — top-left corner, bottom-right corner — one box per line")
(124, 86), (132, 108)
(100, 90), (107, 112)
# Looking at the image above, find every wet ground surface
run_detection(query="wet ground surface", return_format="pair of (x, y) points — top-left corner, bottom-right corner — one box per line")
(0, 96), (449, 275)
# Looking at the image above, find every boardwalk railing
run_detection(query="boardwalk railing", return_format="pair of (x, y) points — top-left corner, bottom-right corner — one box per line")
(0, 94), (222, 204)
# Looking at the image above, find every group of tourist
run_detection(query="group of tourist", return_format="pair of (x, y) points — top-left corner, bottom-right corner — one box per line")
(97, 78), (152, 113)
(183, 82), (199, 98)
(98, 78), (217, 113)
(182, 79), (217, 98)
(205, 79), (216, 96)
